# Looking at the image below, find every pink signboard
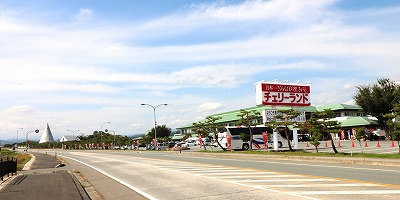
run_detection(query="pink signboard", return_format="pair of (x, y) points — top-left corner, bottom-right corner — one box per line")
(255, 82), (311, 106)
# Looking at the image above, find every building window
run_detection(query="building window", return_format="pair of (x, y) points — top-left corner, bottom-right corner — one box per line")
(357, 112), (365, 116)
(345, 112), (355, 117)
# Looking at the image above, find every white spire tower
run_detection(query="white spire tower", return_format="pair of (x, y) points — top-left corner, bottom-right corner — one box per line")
(39, 123), (55, 143)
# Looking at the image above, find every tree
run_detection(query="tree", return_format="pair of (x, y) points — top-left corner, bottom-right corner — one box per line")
(392, 127), (400, 154)
(354, 78), (400, 138)
(267, 109), (301, 151)
(203, 116), (226, 151)
(237, 109), (262, 151)
(310, 127), (322, 153)
(192, 121), (209, 150)
(300, 118), (322, 152)
(307, 109), (341, 153)
(147, 125), (172, 139)
(354, 127), (366, 154)
(386, 104), (400, 153)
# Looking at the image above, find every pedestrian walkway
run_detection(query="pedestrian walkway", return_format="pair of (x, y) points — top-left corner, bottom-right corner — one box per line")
(0, 153), (90, 200)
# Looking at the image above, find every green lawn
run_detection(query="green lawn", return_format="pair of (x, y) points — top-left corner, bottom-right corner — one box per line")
(1, 149), (32, 170)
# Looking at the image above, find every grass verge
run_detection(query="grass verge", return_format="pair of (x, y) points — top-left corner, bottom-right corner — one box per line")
(1, 149), (32, 170)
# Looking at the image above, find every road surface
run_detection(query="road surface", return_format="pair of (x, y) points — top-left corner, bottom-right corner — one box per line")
(44, 150), (400, 200)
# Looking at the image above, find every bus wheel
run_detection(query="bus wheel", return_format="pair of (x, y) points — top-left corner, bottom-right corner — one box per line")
(278, 142), (282, 148)
(242, 143), (249, 150)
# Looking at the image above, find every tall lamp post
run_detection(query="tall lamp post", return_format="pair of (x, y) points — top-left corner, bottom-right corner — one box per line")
(16, 128), (23, 151)
(26, 129), (39, 152)
(100, 122), (110, 148)
(141, 103), (167, 145)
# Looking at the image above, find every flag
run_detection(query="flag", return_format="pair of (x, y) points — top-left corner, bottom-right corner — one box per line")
(252, 139), (261, 149)
(262, 132), (268, 149)
(153, 138), (157, 150)
(198, 135), (203, 148)
(226, 134), (231, 150)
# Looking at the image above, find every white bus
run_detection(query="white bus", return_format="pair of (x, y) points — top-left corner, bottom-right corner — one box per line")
(217, 126), (288, 150)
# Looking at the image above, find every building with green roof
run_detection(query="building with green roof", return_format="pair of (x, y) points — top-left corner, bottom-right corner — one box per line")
(176, 103), (379, 140)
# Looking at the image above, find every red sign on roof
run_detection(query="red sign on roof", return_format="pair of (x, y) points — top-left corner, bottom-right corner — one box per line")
(255, 82), (311, 107)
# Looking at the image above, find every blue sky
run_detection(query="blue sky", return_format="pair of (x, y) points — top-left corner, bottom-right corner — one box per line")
(1, 0), (399, 140)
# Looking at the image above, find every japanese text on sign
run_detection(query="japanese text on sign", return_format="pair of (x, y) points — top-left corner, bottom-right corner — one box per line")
(262, 92), (310, 106)
(255, 82), (311, 106)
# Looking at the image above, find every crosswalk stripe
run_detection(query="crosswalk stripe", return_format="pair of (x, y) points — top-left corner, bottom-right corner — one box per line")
(263, 183), (379, 188)
(234, 178), (337, 183)
(204, 172), (277, 175)
(67, 152), (399, 198)
(218, 174), (303, 179)
(290, 190), (400, 195)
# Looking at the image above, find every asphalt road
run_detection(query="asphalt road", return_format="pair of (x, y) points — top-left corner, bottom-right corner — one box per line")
(48, 149), (400, 200)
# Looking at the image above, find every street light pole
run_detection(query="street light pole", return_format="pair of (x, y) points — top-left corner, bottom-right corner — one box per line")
(141, 103), (167, 146)
(26, 129), (39, 152)
(100, 122), (110, 148)
(16, 128), (23, 150)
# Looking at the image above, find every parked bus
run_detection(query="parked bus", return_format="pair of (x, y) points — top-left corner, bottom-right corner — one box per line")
(217, 126), (289, 150)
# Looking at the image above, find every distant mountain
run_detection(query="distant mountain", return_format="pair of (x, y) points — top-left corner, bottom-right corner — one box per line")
(0, 140), (13, 146)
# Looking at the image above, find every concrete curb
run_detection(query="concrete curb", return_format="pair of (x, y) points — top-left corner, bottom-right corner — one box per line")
(72, 170), (104, 200)
(22, 153), (36, 171)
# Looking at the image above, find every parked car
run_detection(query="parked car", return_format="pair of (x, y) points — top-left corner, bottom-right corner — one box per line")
(184, 139), (197, 146)
(175, 141), (188, 148)
(202, 138), (211, 146)
(156, 143), (169, 150)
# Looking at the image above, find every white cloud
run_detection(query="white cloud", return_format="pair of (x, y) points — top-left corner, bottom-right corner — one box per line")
(197, 102), (223, 112)
(200, 0), (335, 22)
(0, 1), (399, 139)
(5, 105), (34, 114)
(75, 8), (93, 23)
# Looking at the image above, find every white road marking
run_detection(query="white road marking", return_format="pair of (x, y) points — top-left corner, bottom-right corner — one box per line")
(234, 178), (337, 183)
(61, 151), (400, 200)
(193, 155), (400, 173)
(66, 152), (319, 200)
(290, 190), (400, 195)
(176, 169), (253, 172)
(198, 171), (276, 175)
(217, 174), (303, 179)
(263, 183), (379, 188)
(60, 155), (158, 200)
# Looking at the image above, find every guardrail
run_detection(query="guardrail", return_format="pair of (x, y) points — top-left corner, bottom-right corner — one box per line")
(0, 157), (17, 181)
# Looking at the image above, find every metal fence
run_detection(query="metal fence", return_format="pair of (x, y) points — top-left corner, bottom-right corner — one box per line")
(0, 157), (17, 181)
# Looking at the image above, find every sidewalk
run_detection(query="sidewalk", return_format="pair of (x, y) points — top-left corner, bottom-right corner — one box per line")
(1, 151), (148, 200)
(0, 152), (90, 200)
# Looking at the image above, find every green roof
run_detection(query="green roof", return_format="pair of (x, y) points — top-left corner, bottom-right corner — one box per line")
(316, 103), (361, 112)
(178, 105), (317, 129)
(171, 135), (185, 140)
(337, 117), (377, 127)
